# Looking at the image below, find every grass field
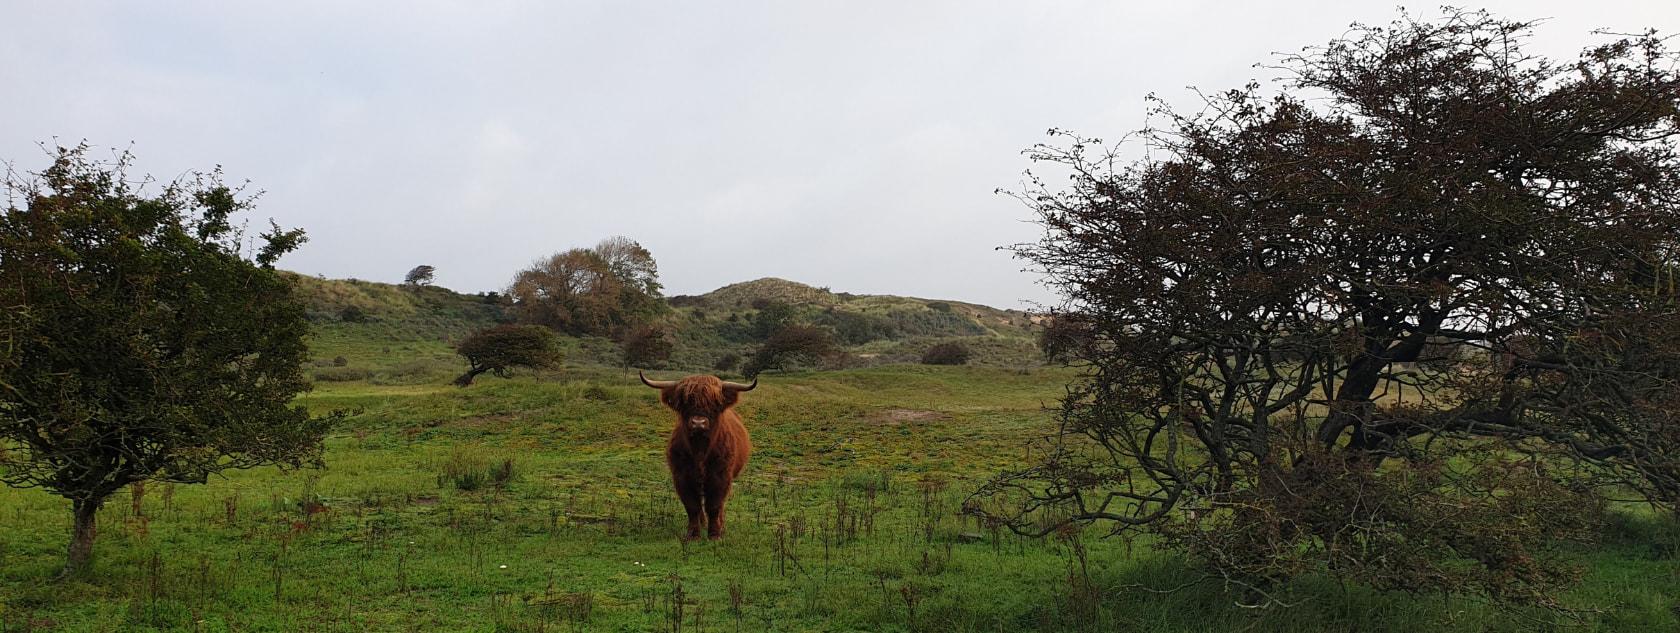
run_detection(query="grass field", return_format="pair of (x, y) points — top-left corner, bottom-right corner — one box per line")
(3, 278), (1678, 632)
(4, 361), (1680, 632)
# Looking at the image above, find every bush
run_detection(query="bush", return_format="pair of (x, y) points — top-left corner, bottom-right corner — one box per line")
(814, 310), (898, 345)
(338, 305), (371, 323)
(713, 352), (742, 373)
(331, 355), (349, 367)
(581, 384), (616, 402)
(744, 324), (838, 377)
(886, 308), (986, 337)
(436, 448), (518, 492)
(620, 324), (674, 370)
(750, 301), (799, 340)
(920, 342), (971, 365)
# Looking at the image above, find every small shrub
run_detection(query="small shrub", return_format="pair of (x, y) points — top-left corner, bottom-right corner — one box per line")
(331, 355), (349, 367)
(926, 301), (952, 313)
(338, 305), (370, 323)
(815, 310), (898, 345)
(620, 324), (674, 370)
(436, 448), (517, 492)
(713, 353), (742, 373)
(581, 384), (615, 402)
(744, 324), (838, 377)
(920, 342), (971, 366)
(488, 459), (518, 489)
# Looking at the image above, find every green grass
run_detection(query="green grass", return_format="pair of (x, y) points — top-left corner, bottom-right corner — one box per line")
(4, 364), (1679, 632)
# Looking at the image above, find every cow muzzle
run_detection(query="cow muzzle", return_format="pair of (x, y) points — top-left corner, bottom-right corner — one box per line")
(687, 416), (711, 432)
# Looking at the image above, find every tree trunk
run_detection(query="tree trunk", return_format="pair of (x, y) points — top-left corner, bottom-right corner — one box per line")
(65, 497), (103, 576)
(453, 367), (488, 387)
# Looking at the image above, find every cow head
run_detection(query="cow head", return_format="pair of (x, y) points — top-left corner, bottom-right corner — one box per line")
(641, 372), (756, 435)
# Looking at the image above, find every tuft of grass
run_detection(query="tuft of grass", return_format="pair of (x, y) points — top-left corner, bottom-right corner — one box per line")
(434, 446), (518, 492)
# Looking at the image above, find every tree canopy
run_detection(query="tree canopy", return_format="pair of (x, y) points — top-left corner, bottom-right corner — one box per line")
(404, 264), (436, 286)
(453, 324), (563, 387)
(971, 11), (1680, 607)
(508, 237), (664, 338)
(0, 145), (337, 574)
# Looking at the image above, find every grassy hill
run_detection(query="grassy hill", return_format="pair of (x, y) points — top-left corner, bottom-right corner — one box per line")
(666, 277), (1041, 372)
(288, 274), (1045, 384)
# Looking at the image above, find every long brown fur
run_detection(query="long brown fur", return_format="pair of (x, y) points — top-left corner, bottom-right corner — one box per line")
(654, 375), (752, 540)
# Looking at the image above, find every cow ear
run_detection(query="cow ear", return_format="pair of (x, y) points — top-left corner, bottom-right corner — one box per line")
(661, 389), (679, 410)
(720, 389), (740, 409)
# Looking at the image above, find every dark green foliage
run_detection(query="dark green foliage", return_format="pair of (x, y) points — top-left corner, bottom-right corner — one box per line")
(0, 144), (337, 574)
(404, 265), (436, 286)
(978, 11), (1680, 607)
(926, 301), (952, 313)
(743, 325), (838, 377)
(885, 308), (986, 338)
(332, 355), (349, 367)
(919, 342), (971, 366)
(814, 309), (898, 345)
(620, 323), (674, 370)
(453, 324), (562, 386)
(338, 305), (371, 323)
(750, 301), (799, 340)
(713, 352), (741, 373)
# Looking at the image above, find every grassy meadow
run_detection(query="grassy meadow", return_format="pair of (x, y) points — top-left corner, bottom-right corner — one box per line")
(3, 278), (1679, 632)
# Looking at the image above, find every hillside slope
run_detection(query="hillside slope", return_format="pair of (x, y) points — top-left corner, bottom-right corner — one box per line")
(288, 273), (1044, 384)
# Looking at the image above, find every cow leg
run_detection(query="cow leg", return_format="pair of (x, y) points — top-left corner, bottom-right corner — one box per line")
(704, 475), (733, 540)
(672, 470), (704, 540)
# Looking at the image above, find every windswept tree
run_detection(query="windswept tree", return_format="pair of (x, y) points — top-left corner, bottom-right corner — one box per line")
(970, 11), (1680, 606)
(453, 324), (563, 386)
(0, 145), (340, 575)
(404, 264), (436, 286)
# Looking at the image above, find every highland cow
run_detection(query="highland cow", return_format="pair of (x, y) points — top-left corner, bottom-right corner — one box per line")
(640, 371), (755, 540)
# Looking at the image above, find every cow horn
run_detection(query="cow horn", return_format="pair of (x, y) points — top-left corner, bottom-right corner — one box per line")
(721, 377), (757, 392)
(639, 371), (677, 389)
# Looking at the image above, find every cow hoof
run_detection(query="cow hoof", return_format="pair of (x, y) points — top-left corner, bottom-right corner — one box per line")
(707, 534), (723, 541)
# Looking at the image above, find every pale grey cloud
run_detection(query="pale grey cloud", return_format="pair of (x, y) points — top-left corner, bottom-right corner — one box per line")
(4, 1), (1677, 308)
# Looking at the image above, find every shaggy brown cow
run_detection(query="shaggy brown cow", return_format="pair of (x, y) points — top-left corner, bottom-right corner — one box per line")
(640, 371), (755, 540)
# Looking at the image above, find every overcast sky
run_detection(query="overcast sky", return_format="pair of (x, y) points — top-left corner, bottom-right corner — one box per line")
(4, 2), (1678, 309)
